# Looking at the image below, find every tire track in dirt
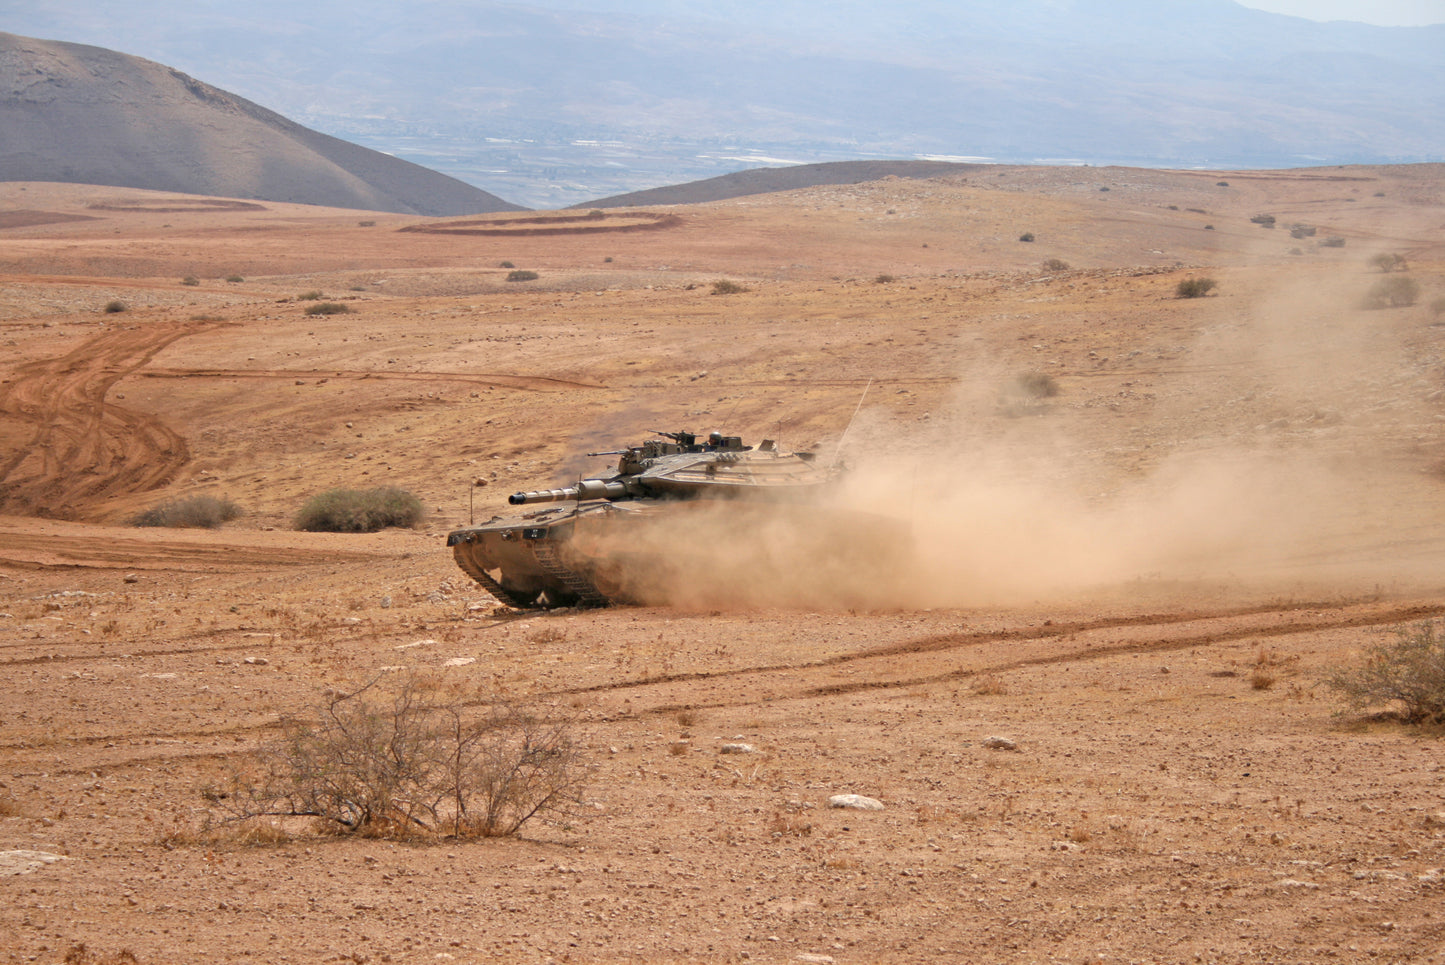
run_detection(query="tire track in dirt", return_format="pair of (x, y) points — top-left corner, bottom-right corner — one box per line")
(137, 367), (604, 391)
(18, 599), (1440, 777)
(0, 320), (225, 518)
(0, 528), (390, 572)
(561, 600), (1445, 718)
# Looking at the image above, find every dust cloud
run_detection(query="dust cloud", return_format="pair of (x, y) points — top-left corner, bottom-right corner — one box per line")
(826, 268), (1445, 607)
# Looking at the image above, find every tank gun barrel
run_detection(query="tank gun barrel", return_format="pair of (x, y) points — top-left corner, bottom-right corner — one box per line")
(509, 478), (633, 505)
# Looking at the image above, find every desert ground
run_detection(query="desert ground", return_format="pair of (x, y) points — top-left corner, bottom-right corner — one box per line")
(2, 164), (1445, 964)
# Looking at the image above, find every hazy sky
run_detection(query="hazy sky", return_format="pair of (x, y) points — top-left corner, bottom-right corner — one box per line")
(1238, 0), (1445, 25)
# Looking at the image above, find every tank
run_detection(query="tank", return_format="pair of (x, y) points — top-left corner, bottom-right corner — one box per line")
(446, 430), (844, 607)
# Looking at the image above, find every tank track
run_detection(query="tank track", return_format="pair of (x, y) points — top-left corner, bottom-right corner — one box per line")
(531, 542), (612, 607)
(451, 545), (546, 609)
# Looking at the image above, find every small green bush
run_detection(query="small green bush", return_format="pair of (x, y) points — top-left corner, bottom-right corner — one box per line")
(131, 495), (243, 529)
(181, 276), (200, 286)
(874, 274), (896, 284)
(1326, 622), (1445, 725)
(1175, 277), (1217, 299)
(103, 300), (128, 313)
(226, 274), (244, 283)
(304, 302), (352, 315)
(1018, 232), (1035, 242)
(1321, 236), (1346, 248)
(1250, 213), (1276, 227)
(498, 261), (515, 269)
(295, 487), (424, 533)
(1360, 276), (1419, 309)
(506, 270), (539, 282)
(297, 290), (323, 300)
(710, 280), (748, 295)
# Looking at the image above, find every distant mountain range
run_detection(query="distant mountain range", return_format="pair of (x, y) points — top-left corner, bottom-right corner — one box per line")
(0, 32), (522, 215)
(3, 2), (1443, 208)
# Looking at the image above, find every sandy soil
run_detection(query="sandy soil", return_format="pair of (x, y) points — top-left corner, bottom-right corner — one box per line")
(2, 165), (1444, 965)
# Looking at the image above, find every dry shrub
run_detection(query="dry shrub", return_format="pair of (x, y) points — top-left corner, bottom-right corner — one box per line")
(506, 269), (539, 282)
(1326, 622), (1445, 725)
(768, 811), (813, 837)
(64, 946), (140, 965)
(304, 301), (352, 315)
(710, 279), (748, 295)
(208, 675), (586, 839)
(294, 487), (423, 532)
(971, 674), (1010, 696)
(1042, 258), (1070, 271)
(1009, 372), (1059, 399)
(1360, 276), (1420, 309)
(0, 793), (27, 817)
(130, 494), (242, 529)
(1175, 277), (1217, 298)
(1251, 668), (1277, 690)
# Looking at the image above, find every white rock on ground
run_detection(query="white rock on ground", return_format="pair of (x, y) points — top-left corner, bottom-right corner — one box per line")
(828, 794), (884, 811)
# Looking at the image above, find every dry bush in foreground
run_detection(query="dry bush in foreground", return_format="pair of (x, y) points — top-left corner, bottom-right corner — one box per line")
(294, 486), (423, 532)
(208, 676), (587, 839)
(1326, 622), (1445, 726)
(129, 494), (242, 529)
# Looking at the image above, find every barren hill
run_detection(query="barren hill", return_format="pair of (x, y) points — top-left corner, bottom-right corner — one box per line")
(0, 32), (524, 215)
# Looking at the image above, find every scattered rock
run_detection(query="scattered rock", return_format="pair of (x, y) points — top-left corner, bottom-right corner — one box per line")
(123, 573), (139, 584)
(380, 595), (393, 608)
(719, 742), (756, 754)
(243, 656), (269, 666)
(828, 794), (884, 811)
(983, 736), (1018, 751)
(796, 955), (836, 964)
(443, 656), (476, 667)
(0, 851), (66, 876)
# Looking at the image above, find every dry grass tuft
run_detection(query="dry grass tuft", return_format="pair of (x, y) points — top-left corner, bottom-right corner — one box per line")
(64, 946), (140, 965)
(971, 674), (1010, 696)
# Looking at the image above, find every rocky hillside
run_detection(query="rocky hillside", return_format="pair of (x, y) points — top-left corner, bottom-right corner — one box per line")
(0, 32), (524, 215)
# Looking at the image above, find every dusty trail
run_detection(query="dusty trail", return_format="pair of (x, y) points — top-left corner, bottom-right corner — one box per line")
(555, 599), (1445, 715)
(7, 596), (1436, 772)
(137, 367), (604, 391)
(0, 320), (222, 517)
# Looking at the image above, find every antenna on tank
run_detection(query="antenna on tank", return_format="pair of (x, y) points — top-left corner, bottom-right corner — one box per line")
(831, 378), (873, 470)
